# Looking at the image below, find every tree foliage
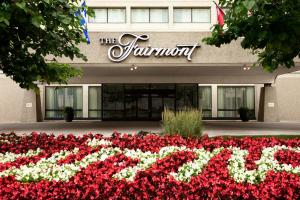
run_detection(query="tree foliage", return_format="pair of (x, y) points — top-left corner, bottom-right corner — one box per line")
(203, 0), (300, 71)
(0, 0), (92, 90)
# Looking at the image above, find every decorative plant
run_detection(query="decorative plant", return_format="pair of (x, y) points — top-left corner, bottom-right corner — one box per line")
(64, 107), (74, 122)
(162, 107), (203, 138)
(238, 107), (250, 122)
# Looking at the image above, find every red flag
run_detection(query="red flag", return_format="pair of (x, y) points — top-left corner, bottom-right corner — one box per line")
(214, 1), (225, 26)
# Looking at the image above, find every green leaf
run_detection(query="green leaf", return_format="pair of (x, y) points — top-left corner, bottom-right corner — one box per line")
(31, 16), (42, 27)
(16, 2), (26, 9)
(0, 17), (9, 26)
(243, 0), (256, 10)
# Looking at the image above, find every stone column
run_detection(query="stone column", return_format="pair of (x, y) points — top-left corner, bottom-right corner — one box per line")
(258, 84), (279, 122)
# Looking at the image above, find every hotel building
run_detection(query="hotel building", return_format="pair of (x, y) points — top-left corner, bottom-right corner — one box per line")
(0, 0), (300, 122)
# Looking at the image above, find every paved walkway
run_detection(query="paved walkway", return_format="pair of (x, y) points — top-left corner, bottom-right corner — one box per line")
(0, 121), (300, 137)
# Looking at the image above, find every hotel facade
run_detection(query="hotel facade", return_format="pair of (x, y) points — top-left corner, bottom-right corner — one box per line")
(0, 0), (300, 122)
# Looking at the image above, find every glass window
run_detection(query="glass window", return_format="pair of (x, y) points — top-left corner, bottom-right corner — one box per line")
(89, 86), (102, 118)
(89, 8), (126, 23)
(132, 8), (168, 23)
(131, 8), (149, 23)
(198, 86), (212, 118)
(45, 87), (83, 119)
(176, 84), (198, 110)
(174, 8), (211, 23)
(174, 8), (191, 23)
(89, 8), (107, 23)
(218, 86), (255, 118)
(192, 8), (210, 23)
(108, 8), (126, 23)
(150, 8), (168, 23)
(102, 84), (125, 120)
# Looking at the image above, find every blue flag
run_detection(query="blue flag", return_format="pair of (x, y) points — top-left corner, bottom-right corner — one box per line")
(75, 0), (90, 44)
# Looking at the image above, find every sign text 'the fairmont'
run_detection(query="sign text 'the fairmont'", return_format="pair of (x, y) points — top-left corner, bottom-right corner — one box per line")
(99, 33), (200, 62)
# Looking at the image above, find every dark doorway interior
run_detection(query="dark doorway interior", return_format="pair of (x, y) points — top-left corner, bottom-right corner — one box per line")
(102, 84), (198, 120)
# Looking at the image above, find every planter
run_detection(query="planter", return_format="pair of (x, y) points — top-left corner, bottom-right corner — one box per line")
(238, 107), (250, 122)
(64, 107), (74, 122)
(64, 114), (74, 122)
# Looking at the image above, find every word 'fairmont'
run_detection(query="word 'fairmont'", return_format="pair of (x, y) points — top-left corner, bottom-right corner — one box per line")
(0, 138), (299, 184)
(101, 33), (200, 62)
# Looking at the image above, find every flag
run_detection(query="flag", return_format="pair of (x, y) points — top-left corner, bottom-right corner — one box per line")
(214, 1), (225, 27)
(75, 0), (90, 44)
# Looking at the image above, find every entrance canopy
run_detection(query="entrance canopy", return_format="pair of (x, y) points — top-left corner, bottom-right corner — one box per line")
(69, 64), (300, 84)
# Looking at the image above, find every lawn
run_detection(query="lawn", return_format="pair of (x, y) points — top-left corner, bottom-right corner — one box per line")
(0, 132), (299, 199)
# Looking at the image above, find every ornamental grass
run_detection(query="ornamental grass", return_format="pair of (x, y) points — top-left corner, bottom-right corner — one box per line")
(162, 107), (203, 137)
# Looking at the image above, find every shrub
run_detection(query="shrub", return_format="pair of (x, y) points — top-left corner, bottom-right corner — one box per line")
(64, 107), (74, 122)
(162, 107), (203, 138)
(238, 107), (250, 122)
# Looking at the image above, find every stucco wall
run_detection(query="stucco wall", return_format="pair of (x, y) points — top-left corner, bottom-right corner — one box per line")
(276, 73), (300, 122)
(57, 32), (258, 65)
(0, 74), (36, 123)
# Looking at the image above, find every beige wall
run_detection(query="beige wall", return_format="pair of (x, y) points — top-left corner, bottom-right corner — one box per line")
(276, 73), (300, 122)
(58, 32), (258, 65)
(0, 74), (36, 123)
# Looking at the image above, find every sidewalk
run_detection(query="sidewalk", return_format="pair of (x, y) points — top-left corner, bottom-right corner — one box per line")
(0, 120), (300, 137)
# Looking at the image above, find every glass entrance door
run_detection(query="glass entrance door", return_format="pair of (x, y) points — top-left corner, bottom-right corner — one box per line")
(150, 84), (175, 120)
(102, 84), (197, 120)
(124, 84), (149, 120)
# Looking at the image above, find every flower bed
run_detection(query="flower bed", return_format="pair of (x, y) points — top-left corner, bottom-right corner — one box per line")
(0, 132), (300, 199)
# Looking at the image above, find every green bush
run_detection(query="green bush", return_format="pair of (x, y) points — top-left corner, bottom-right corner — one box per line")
(162, 107), (203, 138)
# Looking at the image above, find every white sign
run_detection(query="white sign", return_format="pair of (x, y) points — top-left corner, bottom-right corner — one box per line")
(100, 33), (200, 62)
(268, 102), (275, 108)
(26, 103), (32, 108)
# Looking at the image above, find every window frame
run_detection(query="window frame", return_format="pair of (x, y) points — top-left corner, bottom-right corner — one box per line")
(88, 7), (126, 24)
(131, 7), (169, 23)
(173, 7), (211, 23)
(217, 86), (255, 119)
(198, 86), (212, 119)
(45, 86), (83, 120)
(88, 86), (102, 119)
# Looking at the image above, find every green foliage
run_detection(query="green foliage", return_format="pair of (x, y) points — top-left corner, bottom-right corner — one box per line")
(64, 107), (74, 115)
(162, 107), (203, 138)
(238, 107), (250, 122)
(203, 0), (300, 71)
(0, 0), (93, 90)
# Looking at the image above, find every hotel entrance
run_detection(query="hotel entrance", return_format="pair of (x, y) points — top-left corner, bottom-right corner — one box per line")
(102, 84), (198, 120)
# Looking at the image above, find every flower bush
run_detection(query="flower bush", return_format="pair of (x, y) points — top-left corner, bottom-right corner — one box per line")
(0, 132), (300, 199)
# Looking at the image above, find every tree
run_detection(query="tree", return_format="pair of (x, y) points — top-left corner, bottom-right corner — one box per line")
(203, 0), (300, 72)
(0, 0), (92, 90)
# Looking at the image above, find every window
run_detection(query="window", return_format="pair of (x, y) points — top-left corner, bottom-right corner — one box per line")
(218, 86), (255, 118)
(89, 86), (102, 118)
(176, 84), (198, 110)
(89, 8), (126, 23)
(45, 87), (83, 119)
(102, 84), (125, 120)
(131, 8), (168, 23)
(174, 8), (211, 23)
(198, 86), (212, 118)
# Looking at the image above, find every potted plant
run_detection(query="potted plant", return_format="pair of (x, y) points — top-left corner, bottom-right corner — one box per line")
(238, 107), (250, 122)
(64, 107), (74, 122)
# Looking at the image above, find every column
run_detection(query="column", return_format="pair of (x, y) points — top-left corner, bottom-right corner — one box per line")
(257, 84), (279, 122)
(82, 85), (89, 118)
(211, 84), (218, 118)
